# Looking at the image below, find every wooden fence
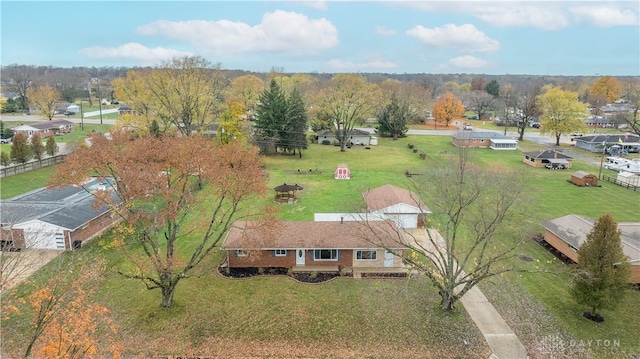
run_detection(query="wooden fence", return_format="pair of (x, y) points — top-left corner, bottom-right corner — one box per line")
(601, 174), (640, 192)
(0, 155), (66, 178)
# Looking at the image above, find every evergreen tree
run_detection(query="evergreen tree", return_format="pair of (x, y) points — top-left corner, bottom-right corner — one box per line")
(254, 79), (287, 154)
(10, 133), (32, 163)
(1, 121), (15, 140)
(376, 93), (409, 140)
(285, 88), (308, 158)
(485, 80), (500, 98)
(30, 133), (46, 160)
(149, 119), (161, 138)
(571, 214), (631, 320)
(45, 135), (59, 156)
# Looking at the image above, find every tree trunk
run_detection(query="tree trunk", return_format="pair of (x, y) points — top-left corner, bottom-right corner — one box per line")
(393, 133), (398, 140)
(555, 134), (561, 146)
(160, 282), (178, 307)
(439, 291), (456, 310)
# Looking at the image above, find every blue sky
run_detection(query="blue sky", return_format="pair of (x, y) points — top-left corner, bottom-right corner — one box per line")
(2, 1), (639, 76)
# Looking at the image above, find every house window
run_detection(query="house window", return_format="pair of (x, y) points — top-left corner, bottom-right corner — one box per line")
(313, 249), (338, 261)
(274, 249), (287, 256)
(356, 250), (377, 260)
(236, 249), (247, 257)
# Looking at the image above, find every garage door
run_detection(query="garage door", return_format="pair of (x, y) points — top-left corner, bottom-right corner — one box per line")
(25, 231), (65, 250)
(386, 214), (418, 229)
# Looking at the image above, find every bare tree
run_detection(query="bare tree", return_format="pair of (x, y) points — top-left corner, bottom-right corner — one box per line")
(361, 148), (532, 310)
(621, 79), (640, 135)
(516, 84), (542, 141)
(1, 65), (40, 111)
(314, 74), (381, 152)
(467, 90), (494, 121)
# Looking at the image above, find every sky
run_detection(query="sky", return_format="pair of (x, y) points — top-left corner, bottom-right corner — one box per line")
(1, 1), (639, 76)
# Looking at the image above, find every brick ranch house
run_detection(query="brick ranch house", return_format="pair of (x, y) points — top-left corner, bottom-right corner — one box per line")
(451, 131), (518, 150)
(10, 119), (74, 140)
(523, 149), (573, 169)
(221, 220), (408, 276)
(0, 178), (121, 251)
(542, 214), (640, 283)
(221, 184), (431, 276)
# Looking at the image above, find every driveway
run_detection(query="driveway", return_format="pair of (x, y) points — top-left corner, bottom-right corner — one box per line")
(1, 249), (62, 291)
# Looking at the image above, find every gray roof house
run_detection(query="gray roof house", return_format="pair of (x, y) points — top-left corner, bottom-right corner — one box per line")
(0, 178), (121, 250)
(574, 134), (640, 152)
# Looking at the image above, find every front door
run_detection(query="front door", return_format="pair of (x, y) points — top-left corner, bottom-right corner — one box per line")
(384, 250), (394, 267)
(296, 249), (305, 266)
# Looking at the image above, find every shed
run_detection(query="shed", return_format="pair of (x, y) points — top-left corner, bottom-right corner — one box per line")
(617, 171), (640, 187)
(335, 164), (351, 179)
(570, 171), (598, 187)
(273, 183), (303, 204)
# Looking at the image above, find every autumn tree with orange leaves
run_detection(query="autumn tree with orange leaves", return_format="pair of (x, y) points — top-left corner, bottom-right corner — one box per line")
(432, 92), (465, 129)
(50, 131), (270, 307)
(2, 257), (120, 359)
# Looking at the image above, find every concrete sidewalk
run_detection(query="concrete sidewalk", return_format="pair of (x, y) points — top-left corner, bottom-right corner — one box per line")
(407, 228), (528, 359)
(460, 285), (528, 359)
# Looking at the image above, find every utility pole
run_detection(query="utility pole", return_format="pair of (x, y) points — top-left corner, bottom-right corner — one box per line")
(97, 77), (103, 133)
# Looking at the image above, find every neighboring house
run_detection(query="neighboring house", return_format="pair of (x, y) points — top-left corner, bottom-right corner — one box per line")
(316, 129), (372, 146)
(574, 134), (640, 152)
(599, 103), (634, 118)
(118, 103), (136, 116)
(10, 119), (74, 139)
(0, 178), (121, 251)
(221, 221), (408, 275)
(542, 214), (640, 283)
(362, 184), (430, 229)
(315, 184), (431, 229)
(570, 171), (598, 187)
(452, 131), (518, 150)
(523, 150), (573, 169)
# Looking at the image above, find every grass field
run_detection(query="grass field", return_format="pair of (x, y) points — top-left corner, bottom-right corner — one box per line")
(2, 134), (639, 358)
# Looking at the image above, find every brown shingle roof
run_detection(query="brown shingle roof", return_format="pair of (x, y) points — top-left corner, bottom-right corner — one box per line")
(222, 221), (407, 250)
(362, 184), (429, 213)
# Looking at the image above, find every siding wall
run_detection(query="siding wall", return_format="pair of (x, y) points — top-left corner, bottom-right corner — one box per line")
(545, 229), (640, 283)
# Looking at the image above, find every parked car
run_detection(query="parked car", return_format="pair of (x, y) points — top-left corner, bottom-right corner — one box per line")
(569, 132), (583, 141)
(0, 137), (12, 144)
(530, 123), (541, 128)
(463, 124), (473, 131)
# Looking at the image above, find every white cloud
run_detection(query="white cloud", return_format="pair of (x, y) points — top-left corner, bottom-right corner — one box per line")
(78, 42), (193, 65)
(326, 58), (397, 71)
(448, 55), (493, 69)
(375, 26), (396, 36)
(398, 2), (574, 30)
(294, 1), (328, 10)
(406, 24), (500, 52)
(136, 10), (338, 56)
(570, 5), (638, 27)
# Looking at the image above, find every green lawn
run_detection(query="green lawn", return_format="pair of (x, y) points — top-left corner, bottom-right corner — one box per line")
(2, 134), (639, 358)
